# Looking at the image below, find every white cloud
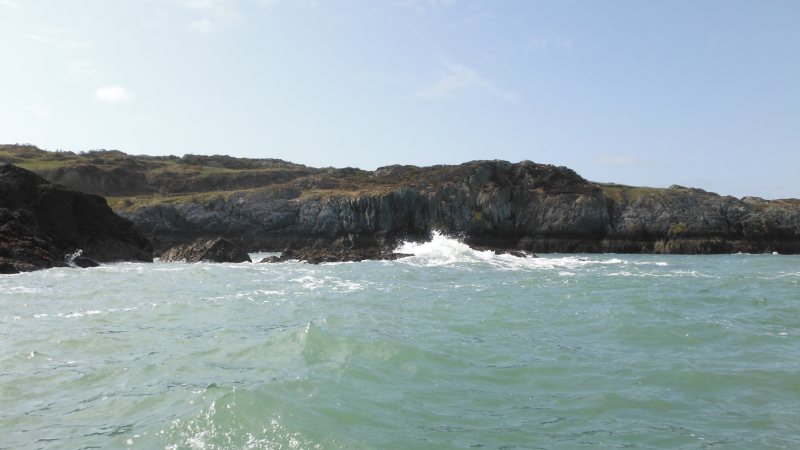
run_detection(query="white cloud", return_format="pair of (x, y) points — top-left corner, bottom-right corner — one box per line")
(595, 155), (650, 167)
(415, 60), (518, 103)
(2, 0), (19, 9)
(95, 86), (133, 104)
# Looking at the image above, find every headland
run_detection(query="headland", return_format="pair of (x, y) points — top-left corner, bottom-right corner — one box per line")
(1, 144), (798, 272)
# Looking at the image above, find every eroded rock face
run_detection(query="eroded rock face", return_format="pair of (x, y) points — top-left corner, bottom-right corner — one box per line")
(111, 159), (800, 255)
(0, 207), (67, 273)
(0, 164), (154, 272)
(158, 238), (251, 263)
(121, 160), (609, 253)
(8, 145), (798, 255)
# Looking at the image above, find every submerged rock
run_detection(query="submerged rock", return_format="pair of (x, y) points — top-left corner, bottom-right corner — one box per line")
(72, 256), (100, 268)
(260, 247), (413, 265)
(65, 250), (100, 268)
(159, 238), (252, 263)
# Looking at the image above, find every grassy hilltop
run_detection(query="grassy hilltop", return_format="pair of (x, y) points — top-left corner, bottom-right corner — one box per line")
(0, 144), (597, 210)
(2, 144), (796, 212)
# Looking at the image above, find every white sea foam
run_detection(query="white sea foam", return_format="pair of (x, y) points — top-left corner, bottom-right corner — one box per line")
(395, 232), (647, 271)
(3, 286), (49, 294)
(64, 249), (83, 269)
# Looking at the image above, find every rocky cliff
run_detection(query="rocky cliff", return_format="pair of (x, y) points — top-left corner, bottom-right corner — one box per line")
(0, 163), (154, 272)
(116, 161), (800, 254)
(3, 145), (799, 255)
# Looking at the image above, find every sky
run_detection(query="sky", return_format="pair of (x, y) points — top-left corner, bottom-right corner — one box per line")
(1, 1), (799, 199)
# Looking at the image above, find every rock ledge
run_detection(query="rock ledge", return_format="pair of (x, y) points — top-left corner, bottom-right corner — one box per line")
(261, 247), (413, 265)
(159, 238), (252, 263)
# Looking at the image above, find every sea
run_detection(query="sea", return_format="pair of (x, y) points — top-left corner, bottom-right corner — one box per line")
(1, 234), (798, 449)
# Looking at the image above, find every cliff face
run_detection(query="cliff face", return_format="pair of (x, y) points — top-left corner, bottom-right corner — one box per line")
(115, 161), (800, 254)
(0, 164), (154, 272)
(600, 185), (800, 254)
(3, 145), (798, 255)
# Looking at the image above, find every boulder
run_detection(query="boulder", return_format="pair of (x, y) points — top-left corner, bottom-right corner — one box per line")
(158, 238), (252, 263)
(72, 256), (100, 268)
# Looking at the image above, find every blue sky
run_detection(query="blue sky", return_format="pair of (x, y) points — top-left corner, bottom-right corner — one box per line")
(1, 1), (798, 199)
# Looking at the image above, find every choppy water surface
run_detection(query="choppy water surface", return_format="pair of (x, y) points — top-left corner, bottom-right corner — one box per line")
(1, 235), (799, 449)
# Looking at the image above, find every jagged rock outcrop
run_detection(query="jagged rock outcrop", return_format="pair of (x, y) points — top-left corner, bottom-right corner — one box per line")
(0, 164), (153, 272)
(118, 160), (800, 254)
(600, 184), (800, 254)
(158, 238), (251, 263)
(0, 207), (68, 272)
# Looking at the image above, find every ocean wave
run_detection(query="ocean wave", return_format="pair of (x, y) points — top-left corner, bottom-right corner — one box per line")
(394, 232), (665, 271)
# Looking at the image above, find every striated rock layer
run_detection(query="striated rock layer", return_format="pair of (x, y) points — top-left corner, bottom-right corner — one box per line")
(0, 164), (153, 272)
(115, 160), (800, 255)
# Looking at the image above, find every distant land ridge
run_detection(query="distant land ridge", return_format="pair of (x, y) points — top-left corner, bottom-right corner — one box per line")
(2, 144), (799, 255)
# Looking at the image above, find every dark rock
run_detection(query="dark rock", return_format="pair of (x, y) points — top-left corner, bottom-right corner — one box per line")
(158, 238), (252, 263)
(72, 256), (100, 268)
(0, 164), (153, 272)
(259, 255), (283, 263)
(261, 247), (413, 264)
(0, 211), (67, 272)
(0, 262), (19, 274)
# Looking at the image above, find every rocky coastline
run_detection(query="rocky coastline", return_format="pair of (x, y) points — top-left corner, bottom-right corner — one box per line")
(117, 161), (800, 256)
(0, 163), (153, 273)
(2, 145), (799, 267)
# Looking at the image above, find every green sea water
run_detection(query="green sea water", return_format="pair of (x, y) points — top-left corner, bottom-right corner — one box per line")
(1, 234), (799, 449)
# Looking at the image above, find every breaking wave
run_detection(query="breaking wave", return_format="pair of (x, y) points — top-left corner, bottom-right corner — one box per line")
(394, 232), (663, 271)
